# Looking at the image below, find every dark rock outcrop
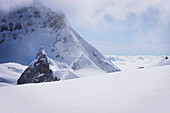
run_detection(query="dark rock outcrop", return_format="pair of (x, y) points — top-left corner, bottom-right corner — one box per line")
(1, 25), (8, 32)
(17, 45), (59, 84)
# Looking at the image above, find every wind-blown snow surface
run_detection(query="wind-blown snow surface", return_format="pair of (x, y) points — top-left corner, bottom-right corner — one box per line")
(0, 65), (170, 113)
(0, 63), (27, 86)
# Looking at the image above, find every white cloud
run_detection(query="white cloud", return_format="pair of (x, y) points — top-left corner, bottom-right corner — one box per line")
(0, 0), (33, 11)
(2, 0), (168, 27)
(0, 0), (170, 55)
(1, 0), (169, 30)
(39, 0), (170, 29)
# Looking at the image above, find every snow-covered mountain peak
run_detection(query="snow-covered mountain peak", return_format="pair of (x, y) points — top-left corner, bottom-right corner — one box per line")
(36, 45), (46, 59)
(0, 5), (120, 73)
(0, 5), (69, 41)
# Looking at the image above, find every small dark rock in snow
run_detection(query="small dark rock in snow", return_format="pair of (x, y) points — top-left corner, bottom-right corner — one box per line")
(165, 56), (168, 60)
(138, 67), (144, 69)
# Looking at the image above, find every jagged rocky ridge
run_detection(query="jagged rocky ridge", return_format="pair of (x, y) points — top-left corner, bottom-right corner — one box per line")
(0, 5), (120, 74)
(17, 45), (79, 84)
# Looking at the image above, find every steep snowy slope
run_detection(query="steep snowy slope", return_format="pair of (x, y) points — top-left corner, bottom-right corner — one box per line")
(0, 65), (170, 113)
(0, 63), (27, 86)
(0, 5), (119, 73)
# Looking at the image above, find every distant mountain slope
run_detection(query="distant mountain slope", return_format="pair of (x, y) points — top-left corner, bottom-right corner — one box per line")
(0, 5), (119, 73)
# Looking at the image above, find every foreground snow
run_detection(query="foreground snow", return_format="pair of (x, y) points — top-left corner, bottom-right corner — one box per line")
(0, 65), (170, 113)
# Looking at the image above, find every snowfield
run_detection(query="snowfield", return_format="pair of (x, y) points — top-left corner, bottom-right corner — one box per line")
(0, 65), (170, 113)
(107, 55), (170, 70)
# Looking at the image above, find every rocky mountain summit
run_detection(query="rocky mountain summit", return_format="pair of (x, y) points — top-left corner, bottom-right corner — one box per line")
(0, 5), (120, 77)
(17, 45), (58, 84)
(17, 45), (79, 84)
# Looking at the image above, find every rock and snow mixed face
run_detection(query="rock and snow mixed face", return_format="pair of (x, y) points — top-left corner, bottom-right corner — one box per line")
(0, 5), (120, 73)
(17, 45), (79, 84)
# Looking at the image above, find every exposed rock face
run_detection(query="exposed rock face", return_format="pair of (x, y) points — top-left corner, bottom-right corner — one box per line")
(17, 46), (59, 84)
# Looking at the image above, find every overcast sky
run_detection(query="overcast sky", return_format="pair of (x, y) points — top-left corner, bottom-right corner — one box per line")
(0, 0), (170, 55)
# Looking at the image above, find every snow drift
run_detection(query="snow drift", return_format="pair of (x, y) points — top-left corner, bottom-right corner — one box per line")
(0, 63), (27, 86)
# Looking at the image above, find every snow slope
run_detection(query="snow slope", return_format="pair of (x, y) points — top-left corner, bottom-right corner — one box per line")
(0, 65), (170, 113)
(0, 63), (27, 86)
(152, 57), (170, 67)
